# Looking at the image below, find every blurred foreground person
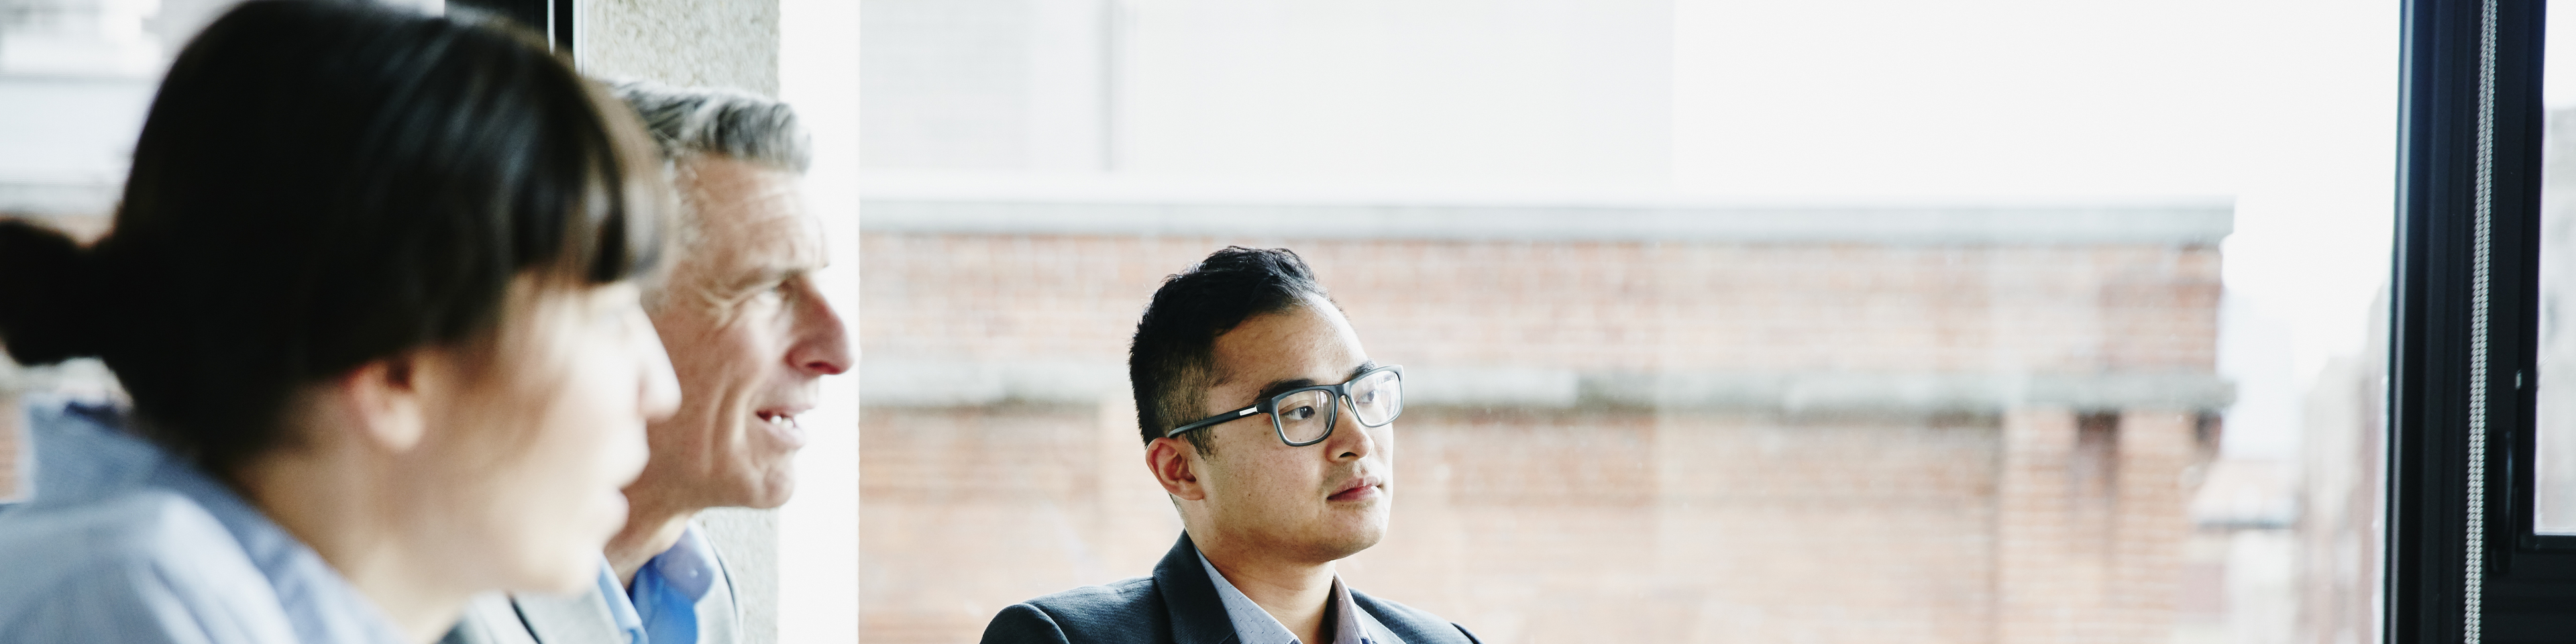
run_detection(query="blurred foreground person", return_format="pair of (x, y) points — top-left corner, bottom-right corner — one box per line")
(0, 2), (679, 643)
(443, 82), (851, 644)
(981, 248), (1477, 644)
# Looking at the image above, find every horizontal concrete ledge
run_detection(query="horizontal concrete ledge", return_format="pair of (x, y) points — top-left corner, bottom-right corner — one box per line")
(858, 361), (2235, 413)
(0, 180), (119, 218)
(859, 199), (2233, 245)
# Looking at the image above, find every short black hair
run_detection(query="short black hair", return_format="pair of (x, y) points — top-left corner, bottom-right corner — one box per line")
(1128, 246), (1331, 452)
(0, 1), (663, 474)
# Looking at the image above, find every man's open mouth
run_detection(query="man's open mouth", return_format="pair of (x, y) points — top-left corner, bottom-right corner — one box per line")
(754, 409), (808, 447)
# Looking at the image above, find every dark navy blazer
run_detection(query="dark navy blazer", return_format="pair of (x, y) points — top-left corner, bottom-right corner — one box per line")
(979, 534), (1480, 644)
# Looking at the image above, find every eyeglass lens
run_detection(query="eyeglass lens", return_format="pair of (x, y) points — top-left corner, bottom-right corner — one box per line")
(1276, 390), (1338, 443)
(1350, 369), (1402, 426)
(1273, 370), (1404, 444)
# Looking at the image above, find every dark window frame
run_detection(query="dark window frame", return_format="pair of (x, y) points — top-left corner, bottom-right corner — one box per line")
(445, 0), (576, 54)
(2389, 0), (2576, 641)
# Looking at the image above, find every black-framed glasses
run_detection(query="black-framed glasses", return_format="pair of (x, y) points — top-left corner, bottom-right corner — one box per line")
(1163, 364), (1404, 447)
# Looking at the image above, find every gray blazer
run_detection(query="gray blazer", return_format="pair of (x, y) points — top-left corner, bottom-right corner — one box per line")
(980, 534), (1480, 644)
(438, 537), (742, 644)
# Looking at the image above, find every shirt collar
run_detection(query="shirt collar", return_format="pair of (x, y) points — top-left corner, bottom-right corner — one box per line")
(641, 525), (721, 602)
(619, 524), (720, 644)
(596, 563), (648, 644)
(1194, 551), (1381, 644)
(30, 401), (410, 644)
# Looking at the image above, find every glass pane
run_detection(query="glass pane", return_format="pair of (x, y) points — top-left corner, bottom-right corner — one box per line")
(2540, 0), (2576, 535)
(1275, 389), (1334, 443)
(856, 2), (2396, 643)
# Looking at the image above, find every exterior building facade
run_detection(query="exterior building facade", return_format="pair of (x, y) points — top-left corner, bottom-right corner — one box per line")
(855, 198), (2235, 644)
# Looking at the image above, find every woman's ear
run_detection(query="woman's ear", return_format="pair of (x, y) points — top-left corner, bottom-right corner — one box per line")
(334, 351), (431, 452)
(1145, 437), (1208, 500)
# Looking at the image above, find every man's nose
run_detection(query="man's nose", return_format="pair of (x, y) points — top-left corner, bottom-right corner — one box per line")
(1328, 396), (1377, 461)
(788, 279), (852, 376)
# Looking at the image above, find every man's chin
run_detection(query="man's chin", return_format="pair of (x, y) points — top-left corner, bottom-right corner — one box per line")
(736, 469), (796, 509)
(1303, 518), (1387, 561)
(1313, 530), (1385, 562)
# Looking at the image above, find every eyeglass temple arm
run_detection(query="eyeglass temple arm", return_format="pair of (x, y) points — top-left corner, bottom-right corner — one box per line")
(1161, 405), (1262, 438)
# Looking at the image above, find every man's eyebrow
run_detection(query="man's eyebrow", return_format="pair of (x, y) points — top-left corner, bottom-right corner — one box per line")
(715, 266), (808, 295)
(1254, 378), (1320, 402)
(1250, 361), (1378, 402)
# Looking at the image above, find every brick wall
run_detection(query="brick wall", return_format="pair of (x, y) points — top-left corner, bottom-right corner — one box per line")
(861, 404), (2025, 643)
(857, 231), (2224, 643)
(861, 234), (2221, 374)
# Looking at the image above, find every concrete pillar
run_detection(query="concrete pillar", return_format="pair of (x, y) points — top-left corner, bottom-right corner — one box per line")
(1995, 406), (2090, 644)
(2108, 409), (2194, 641)
(1994, 407), (2196, 644)
(580, 0), (780, 95)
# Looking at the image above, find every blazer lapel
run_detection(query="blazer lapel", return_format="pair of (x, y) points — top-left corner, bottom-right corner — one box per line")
(511, 588), (624, 644)
(439, 594), (540, 644)
(1153, 533), (1240, 644)
(696, 540), (743, 644)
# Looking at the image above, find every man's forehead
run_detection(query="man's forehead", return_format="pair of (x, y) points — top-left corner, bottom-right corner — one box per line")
(1207, 301), (1368, 392)
(690, 160), (806, 223)
(688, 159), (825, 268)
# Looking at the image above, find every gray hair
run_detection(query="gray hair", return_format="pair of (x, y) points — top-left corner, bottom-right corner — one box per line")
(608, 80), (811, 172)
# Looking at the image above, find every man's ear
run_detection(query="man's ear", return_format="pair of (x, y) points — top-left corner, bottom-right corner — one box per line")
(334, 351), (431, 453)
(1145, 437), (1208, 501)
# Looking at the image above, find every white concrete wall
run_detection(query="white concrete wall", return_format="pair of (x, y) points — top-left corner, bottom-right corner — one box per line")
(582, 0), (781, 96)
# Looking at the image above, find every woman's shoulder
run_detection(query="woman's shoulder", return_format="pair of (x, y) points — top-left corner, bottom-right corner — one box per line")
(0, 488), (299, 643)
(19, 399), (164, 503)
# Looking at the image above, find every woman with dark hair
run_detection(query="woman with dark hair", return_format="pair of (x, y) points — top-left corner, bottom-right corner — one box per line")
(0, 2), (679, 643)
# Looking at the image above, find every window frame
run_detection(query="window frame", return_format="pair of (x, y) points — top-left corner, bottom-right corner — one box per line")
(445, 0), (578, 53)
(2389, 0), (2576, 641)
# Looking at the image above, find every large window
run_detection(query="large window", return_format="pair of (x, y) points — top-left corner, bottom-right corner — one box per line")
(855, 1), (2396, 643)
(26, 1), (2573, 642)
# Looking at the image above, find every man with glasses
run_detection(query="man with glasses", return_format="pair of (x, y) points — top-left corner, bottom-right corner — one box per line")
(980, 247), (1478, 644)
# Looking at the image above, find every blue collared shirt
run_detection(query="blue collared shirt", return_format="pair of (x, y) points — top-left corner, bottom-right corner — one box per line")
(0, 400), (409, 644)
(596, 561), (649, 644)
(592, 525), (725, 644)
(1197, 552), (1401, 644)
(629, 525), (723, 644)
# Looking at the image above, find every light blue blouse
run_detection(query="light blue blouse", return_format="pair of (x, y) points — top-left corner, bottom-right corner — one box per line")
(0, 400), (409, 644)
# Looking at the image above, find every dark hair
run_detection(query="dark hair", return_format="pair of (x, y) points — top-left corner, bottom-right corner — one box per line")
(0, 1), (664, 474)
(1128, 246), (1331, 452)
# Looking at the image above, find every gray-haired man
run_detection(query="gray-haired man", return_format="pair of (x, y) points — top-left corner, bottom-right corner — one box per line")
(443, 81), (853, 644)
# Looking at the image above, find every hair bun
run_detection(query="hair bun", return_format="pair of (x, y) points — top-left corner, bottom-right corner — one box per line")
(0, 219), (100, 365)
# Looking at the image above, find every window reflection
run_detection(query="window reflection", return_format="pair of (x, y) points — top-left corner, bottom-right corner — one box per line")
(2536, 0), (2576, 537)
